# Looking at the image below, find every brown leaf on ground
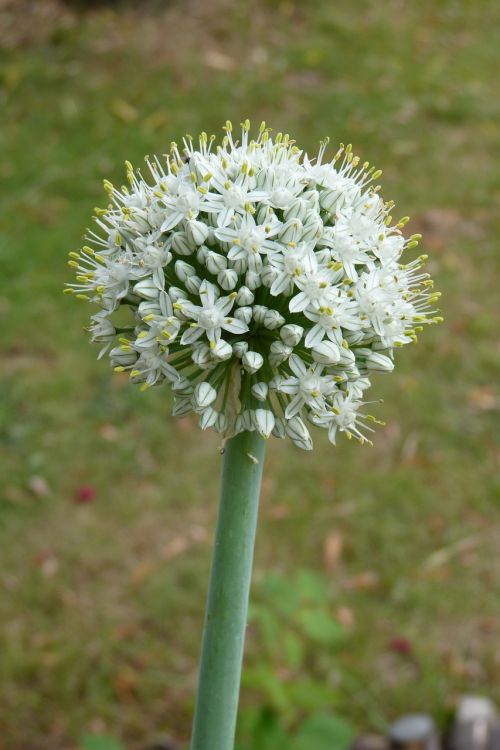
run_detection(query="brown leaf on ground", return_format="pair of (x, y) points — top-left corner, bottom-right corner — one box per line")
(323, 531), (343, 573)
(98, 423), (120, 441)
(161, 536), (190, 560)
(174, 414), (199, 433)
(114, 669), (139, 703)
(38, 553), (59, 579)
(344, 571), (380, 590)
(27, 475), (50, 498)
(131, 560), (158, 584)
(204, 49), (236, 72)
(267, 503), (290, 519)
(336, 605), (355, 629)
(468, 386), (499, 412)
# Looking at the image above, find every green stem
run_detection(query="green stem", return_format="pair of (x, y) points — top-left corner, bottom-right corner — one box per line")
(190, 430), (266, 750)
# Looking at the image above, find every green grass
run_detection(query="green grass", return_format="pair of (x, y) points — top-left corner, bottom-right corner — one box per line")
(1, 1), (499, 747)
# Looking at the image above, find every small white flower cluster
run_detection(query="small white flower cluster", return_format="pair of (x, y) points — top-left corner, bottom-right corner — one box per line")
(67, 121), (441, 449)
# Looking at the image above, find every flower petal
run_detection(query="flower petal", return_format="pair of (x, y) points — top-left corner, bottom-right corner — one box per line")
(222, 317), (249, 334)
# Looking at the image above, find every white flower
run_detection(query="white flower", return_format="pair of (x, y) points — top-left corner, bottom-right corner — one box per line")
(161, 183), (203, 231)
(304, 293), (362, 347)
(269, 243), (316, 297)
(68, 121), (440, 447)
(311, 392), (373, 445)
(288, 259), (339, 313)
(276, 354), (336, 418)
(215, 213), (281, 273)
(203, 174), (269, 228)
(179, 281), (248, 345)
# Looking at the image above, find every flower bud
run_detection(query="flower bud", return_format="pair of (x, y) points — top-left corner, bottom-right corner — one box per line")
(301, 210), (323, 241)
(110, 346), (137, 366)
(185, 219), (209, 246)
(269, 340), (292, 366)
(319, 187), (341, 213)
(185, 275), (202, 294)
(138, 300), (161, 318)
(270, 186), (295, 210)
(236, 410), (254, 432)
(206, 251), (227, 275)
(175, 260), (196, 282)
(90, 315), (116, 343)
(279, 218), (303, 244)
(191, 344), (212, 369)
(260, 264), (278, 288)
(133, 279), (160, 300)
(171, 377), (193, 395)
(172, 397), (192, 416)
(312, 341), (341, 365)
(268, 373), (284, 390)
(255, 203), (275, 224)
(193, 381), (217, 410)
(344, 330), (365, 346)
(213, 412), (227, 433)
(251, 382), (268, 401)
(347, 377), (370, 399)
(236, 285), (254, 306)
(280, 324), (303, 347)
(285, 416), (313, 450)
(242, 351), (264, 374)
(338, 346), (356, 366)
(272, 417), (286, 439)
(315, 248), (332, 265)
(234, 306), (253, 325)
(303, 189), (320, 210)
(233, 341), (248, 358)
(253, 409), (275, 439)
(263, 309), (285, 330)
(168, 286), (188, 303)
(283, 198), (308, 223)
(365, 351), (394, 372)
(245, 271), (261, 290)
(217, 268), (238, 291)
(171, 231), (194, 256)
(229, 258), (248, 276)
(196, 245), (209, 264)
(211, 340), (232, 361)
(252, 305), (268, 324)
(247, 253), (263, 275)
(199, 407), (218, 430)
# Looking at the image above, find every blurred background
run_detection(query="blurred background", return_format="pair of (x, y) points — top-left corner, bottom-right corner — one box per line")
(0, 0), (499, 748)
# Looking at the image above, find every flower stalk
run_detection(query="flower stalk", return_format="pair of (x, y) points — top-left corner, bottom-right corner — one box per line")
(190, 430), (266, 750)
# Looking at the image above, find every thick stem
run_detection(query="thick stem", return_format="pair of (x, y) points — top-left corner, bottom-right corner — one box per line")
(190, 430), (266, 750)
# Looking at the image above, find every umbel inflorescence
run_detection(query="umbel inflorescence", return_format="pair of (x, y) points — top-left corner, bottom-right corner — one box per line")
(66, 121), (441, 449)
